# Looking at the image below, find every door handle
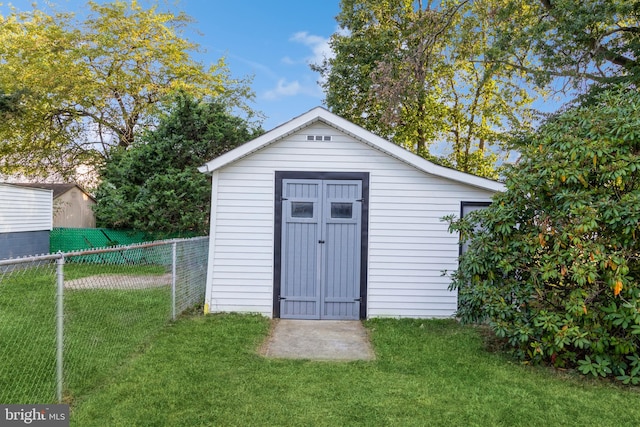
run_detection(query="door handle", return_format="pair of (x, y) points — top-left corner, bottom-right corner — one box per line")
(318, 240), (325, 244)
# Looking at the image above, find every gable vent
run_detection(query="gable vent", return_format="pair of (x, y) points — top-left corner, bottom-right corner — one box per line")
(306, 135), (332, 141)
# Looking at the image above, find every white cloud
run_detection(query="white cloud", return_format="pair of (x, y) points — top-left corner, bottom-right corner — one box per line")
(263, 77), (324, 101)
(263, 79), (303, 100)
(262, 28), (344, 101)
(336, 26), (350, 37)
(289, 31), (333, 65)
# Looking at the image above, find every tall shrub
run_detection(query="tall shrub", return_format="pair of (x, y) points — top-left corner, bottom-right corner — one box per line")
(448, 84), (640, 383)
(94, 93), (260, 236)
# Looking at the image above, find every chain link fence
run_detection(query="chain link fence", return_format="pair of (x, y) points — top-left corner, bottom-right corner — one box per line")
(0, 236), (208, 404)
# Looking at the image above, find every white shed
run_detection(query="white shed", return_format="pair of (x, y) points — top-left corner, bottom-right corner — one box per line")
(0, 183), (53, 259)
(199, 107), (504, 319)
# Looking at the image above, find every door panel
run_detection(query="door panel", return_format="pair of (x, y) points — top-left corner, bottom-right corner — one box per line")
(280, 179), (362, 319)
(280, 180), (321, 319)
(321, 181), (361, 319)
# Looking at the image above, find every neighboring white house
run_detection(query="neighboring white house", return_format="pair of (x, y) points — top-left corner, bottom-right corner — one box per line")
(199, 107), (505, 319)
(0, 183), (53, 259)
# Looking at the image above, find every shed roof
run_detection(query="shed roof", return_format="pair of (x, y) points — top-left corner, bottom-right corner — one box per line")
(13, 183), (95, 201)
(199, 107), (505, 193)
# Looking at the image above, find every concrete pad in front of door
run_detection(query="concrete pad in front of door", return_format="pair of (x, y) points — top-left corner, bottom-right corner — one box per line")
(261, 320), (375, 361)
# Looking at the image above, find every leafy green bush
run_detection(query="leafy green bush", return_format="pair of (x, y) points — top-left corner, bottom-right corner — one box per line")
(94, 93), (261, 236)
(448, 84), (640, 383)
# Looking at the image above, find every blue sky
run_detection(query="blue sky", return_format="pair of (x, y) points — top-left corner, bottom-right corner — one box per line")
(2, 0), (342, 130)
(3, 0), (570, 133)
(181, 0), (342, 129)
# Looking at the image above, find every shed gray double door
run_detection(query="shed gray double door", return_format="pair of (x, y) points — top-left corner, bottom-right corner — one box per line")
(280, 179), (362, 320)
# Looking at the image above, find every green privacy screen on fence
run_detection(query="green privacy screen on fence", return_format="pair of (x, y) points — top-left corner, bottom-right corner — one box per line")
(50, 228), (153, 253)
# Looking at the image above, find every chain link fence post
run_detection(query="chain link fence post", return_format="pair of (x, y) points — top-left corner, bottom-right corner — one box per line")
(171, 241), (177, 321)
(56, 254), (64, 403)
(0, 236), (208, 404)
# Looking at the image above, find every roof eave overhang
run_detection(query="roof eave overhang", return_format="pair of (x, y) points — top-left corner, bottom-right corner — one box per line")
(198, 107), (505, 193)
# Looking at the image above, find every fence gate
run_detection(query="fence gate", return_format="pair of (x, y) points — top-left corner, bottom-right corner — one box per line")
(279, 179), (362, 320)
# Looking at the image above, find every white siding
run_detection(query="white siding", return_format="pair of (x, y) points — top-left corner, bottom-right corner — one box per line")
(206, 122), (495, 318)
(0, 184), (53, 233)
(366, 165), (493, 318)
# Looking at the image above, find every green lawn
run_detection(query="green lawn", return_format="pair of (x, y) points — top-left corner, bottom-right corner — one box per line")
(0, 263), (170, 404)
(3, 265), (639, 426)
(71, 314), (640, 427)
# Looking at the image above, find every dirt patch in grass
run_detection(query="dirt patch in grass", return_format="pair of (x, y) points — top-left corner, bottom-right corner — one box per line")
(65, 273), (172, 290)
(473, 324), (509, 353)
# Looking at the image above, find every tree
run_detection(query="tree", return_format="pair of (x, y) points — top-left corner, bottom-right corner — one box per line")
(313, 0), (537, 178)
(0, 90), (26, 116)
(0, 1), (254, 179)
(94, 93), (261, 236)
(447, 84), (640, 382)
(488, 0), (640, 90)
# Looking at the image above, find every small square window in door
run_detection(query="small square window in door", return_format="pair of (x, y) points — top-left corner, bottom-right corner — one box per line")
(291, 202), (314, 218)
(331, 202), (352, 218)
